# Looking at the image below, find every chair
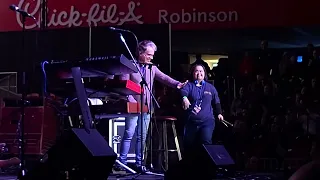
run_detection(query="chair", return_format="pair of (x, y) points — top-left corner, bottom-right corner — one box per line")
(151, 116), (182, 171)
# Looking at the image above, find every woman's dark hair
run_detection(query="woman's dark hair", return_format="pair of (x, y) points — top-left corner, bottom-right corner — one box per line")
(189, 64), (208, 81)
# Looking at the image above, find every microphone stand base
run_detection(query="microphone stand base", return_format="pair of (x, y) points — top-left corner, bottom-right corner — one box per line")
(114, 160), (164, 179)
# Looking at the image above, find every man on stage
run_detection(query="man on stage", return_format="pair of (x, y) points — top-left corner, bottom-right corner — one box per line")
(117, 40), (187, 172)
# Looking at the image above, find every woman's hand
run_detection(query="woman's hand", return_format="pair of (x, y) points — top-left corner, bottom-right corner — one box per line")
(218, 114), (224, 121)
(182, 97), (191, 110)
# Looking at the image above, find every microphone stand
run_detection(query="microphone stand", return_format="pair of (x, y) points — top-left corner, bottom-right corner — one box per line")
(147, 64), (154, 170)
(17, 14), (27, 179)
(118, 33), (162, 177)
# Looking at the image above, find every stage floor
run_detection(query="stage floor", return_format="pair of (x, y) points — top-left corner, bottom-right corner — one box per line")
(0, 175), (163, 180)
(0, 172), (284, 180)
(0, 176), (16, 180)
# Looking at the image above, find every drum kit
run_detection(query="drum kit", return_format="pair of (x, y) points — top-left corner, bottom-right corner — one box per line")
(0, 143), (20, 169)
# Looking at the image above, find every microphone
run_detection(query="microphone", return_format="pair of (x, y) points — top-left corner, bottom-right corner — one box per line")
(109, 27), (139, 49)
(139, 62), (158, 67)
(139, 63), (159, 70)
(9, 4), (36, 20)
(140, 62), (155, 65)
(109, 27), (130, 33)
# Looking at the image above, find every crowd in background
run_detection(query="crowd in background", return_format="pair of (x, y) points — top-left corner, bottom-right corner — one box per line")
(155, 41), (320, 174)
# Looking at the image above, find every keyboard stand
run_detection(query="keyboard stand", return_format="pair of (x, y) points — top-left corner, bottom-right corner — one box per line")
(71, 67), (140, 175)
(71, 67), (93, 132)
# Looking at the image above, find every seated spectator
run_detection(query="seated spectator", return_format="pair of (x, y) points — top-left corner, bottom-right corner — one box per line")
(230, 87), (248, 117)
(289, 140), (320, 180)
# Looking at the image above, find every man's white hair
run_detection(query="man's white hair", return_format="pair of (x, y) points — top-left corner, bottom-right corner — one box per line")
(136, 40), (157, 56)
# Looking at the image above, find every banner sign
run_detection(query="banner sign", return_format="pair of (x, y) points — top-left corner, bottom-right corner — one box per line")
(0, 0), (319, 32)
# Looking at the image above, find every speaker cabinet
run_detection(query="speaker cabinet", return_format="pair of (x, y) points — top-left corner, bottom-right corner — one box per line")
(21, 128), (117, 180)
(165, 144), (235, 180)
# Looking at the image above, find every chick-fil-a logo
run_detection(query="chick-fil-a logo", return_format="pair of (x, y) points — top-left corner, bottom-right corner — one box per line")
(16, 0), (144, 29)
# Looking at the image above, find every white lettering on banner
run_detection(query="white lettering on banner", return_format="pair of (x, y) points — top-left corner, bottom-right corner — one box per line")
(16, 0), (144, 29)
(159, 9), (238, 24)
(16, 0), (41, 29)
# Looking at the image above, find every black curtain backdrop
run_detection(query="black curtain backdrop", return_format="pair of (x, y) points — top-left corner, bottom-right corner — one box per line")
(0, 24), (169, 94)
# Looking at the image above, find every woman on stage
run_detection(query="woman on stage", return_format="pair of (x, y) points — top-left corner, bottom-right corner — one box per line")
(180, 64), (224, 154)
